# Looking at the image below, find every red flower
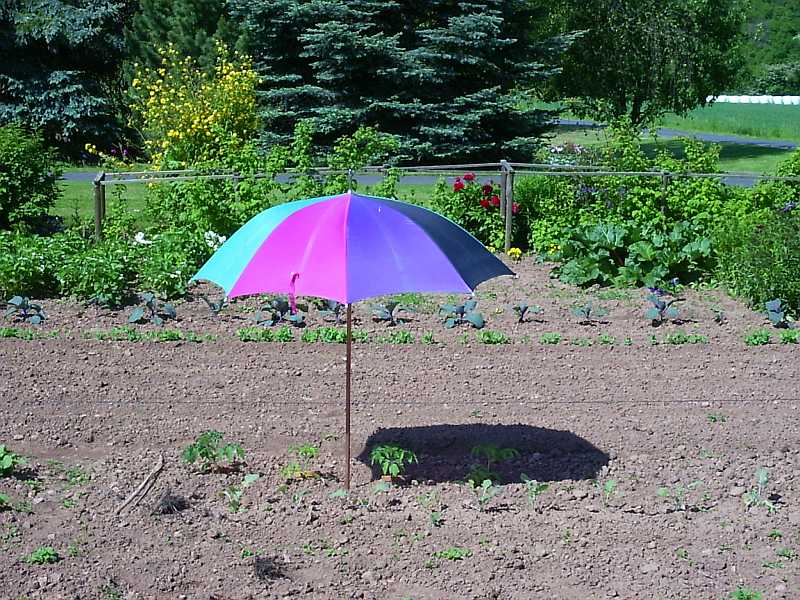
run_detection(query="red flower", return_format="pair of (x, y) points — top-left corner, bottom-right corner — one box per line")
(481, 184), (493, 196)
(463, 172), (476, 182)
(453, 178), (465, 192)
(512, 202), (520, 215)
(490, 195), (500, 207)
(480, 198), (490, 208)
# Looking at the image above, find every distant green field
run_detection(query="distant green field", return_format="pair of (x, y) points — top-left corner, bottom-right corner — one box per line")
(660, 103), (800, 142)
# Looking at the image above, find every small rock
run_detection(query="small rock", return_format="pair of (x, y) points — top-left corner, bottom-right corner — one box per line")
(12, 434), (23, 441)
(640, 562), (659, 575)
(728, 486), (746, 497)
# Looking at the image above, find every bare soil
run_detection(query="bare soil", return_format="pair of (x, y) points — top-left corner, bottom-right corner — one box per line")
(1, 259), (799, 600)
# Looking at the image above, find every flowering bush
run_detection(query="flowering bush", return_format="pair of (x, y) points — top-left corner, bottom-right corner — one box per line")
(536, 141), (598, 167)
(431, 173), (511, 250)
(130, 42), (259, 167)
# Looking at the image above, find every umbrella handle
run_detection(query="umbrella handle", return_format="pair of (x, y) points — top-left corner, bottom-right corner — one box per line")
(288, 272), (299, 314)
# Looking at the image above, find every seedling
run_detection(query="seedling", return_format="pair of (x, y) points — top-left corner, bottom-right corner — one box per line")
(729, 587), (762, 600)
(538, 332), (561, 345)
(572, 302), (608, 325)
(467, 479), (500, 512)
(645, 294), (682, 326)
(222, 473), (259, 513)
(623, 336), (633, 346)
(370, 444), (417, 478)
(0, 444), (26, 476)
(383, 330), (413, 344)
(656, 480), (703, 512)
(707, 412), (726, 423)
(743, 468), (777, 513)
(440, 299), (485, 329)
(421, 331), (435, 345)
(768, 529), (783, 540)
(285, 443), (320, 479)
(571, 336), (592, 347)
(24, 546), (60, 565)
(199, 294), (227, 316)
(712, 308), (726, 325)
(253, 298), (305, 327)
(328, 488), (348, 500)
(465, 464), (499, 486)
(765, 299), (794, 329)
(470, 444), (519, 471)
(128, 292), (176, 326)
(662, 331), (708, 344)
(744, 329), (771, 346)
(418, 491), (444, 527)
(319, 299), (344, 324)
(476, 330), (509, 344)
(4, 296), (46, 324)
(776, 547), (796, 560)
(371, 301), (410, 326)
(596, 479), (617, 506)
(779, 329), (799, 344)
(182, 430), (244, 472)
(0, 493), (10, 510)
(510, 302), (543, 323)
(520, 473), (549, 511)
(597, 333), (615, 345)
(433, 547), (472, 561)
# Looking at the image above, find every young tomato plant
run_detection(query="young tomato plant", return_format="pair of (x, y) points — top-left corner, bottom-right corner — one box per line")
(369, 444), (417, 478)
(182, 431), (244, 472)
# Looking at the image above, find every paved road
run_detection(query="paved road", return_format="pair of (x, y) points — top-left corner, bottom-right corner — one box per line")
(61, 121), (796, 189)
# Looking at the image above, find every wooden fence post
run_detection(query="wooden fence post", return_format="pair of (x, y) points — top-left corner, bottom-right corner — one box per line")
(505, 166), (515, 251)
(93, 171), (106, 242)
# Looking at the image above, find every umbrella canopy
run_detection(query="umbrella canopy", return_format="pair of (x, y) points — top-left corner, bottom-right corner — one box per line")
(192, 191), (512, 303)
(191, 191), (514, 487)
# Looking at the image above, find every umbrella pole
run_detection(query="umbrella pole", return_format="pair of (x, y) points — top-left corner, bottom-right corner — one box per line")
(345, 303), (352, 490)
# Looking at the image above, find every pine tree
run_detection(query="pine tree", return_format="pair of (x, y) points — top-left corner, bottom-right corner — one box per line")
(125, 0), (241, 72)
(0, 1), (128, 151)
(229, 0), (564, 162)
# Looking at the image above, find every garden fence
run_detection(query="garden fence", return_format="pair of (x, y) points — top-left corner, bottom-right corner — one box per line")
(93, 163), (800, 248)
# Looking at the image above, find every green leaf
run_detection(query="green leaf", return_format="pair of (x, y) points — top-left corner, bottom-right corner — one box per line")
(128, 307), (145, 323)
(645, 307), (660, 320)
(465, 312), (485, 329)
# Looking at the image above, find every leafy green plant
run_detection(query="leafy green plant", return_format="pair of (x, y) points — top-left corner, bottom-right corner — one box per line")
(656, 480), (703, 512)
(0, 444), (26, 477)
(383, 330), (413, 344)
(571, 337), (592, 347)
(645, 294), (682, 326)
(779, 329), (799, 344)
(417, 491), (444, 528)
(520, 473), (549, 511)
(0, 493), (10, 510)
(200, 294), (227, 316)
(571, 302), (608, 325)
(467, 478), (500, 512)
(765, 299), (794, 329)
(476, 330), (509, 344)
(538, 332), (562, 345)
(623, 336), (633, 346)
(222, 473), (259, 513)
(465, 464), (500, 486)
(510, 302), (543, 323)
(253, 298), (305, 327)
(371, 301), (410, 326)
(300, 327), (369, 343)
(3, 296), (45, 324)
(24, 546), (60, 565)
(128, 292), (177, 326)
(712, 308), (726, 325)
(707, 412), (727, 423)
(743, 468), (777, 513)
(433, 547), (472, 561)
(744, 329), (771, 346)
(471, 444), (520, 470)
(369, 444), (417, 478)
(728, 587), (762, 600)
(181, 431), (244, 472)
(440, 299), (485, 329)
(421, 331), (435, 345)
(318, 299), (344, 324)
(596, 333), (614, 345)
(596, 479), (618, 506)
(662, 331), (708, 345)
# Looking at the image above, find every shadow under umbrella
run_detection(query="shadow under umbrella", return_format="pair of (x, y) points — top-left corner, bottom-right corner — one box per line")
(357, 423), (609, 485)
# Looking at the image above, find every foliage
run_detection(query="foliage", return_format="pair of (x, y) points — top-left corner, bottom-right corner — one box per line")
(465, 464), (500, 486)
(779, 329), (799, 344)
(381, 330), (414, 345)
(289, 443), (319, 466)
(4, 296), (45, 325)
(645, 295), (683, 326)
(743, 468), (777, 513)
(237, 327), (294, 342)
(24, 546), (60, 565)
(0, 444), (26, 477)
(729, 588), (762, 600)
(318, 300), (344, 325)
(230, 0), (565, 161)
(511, 302), (543, 323)
(0, 2), (125, 151)
(369, 445), (417, 478)
(538, 332), (562, 345)
(712, 204), (800, 313)
(253, 298), (305, 328)
(765, 299), (794, 329)
(744, 329), (771, 346)
(128, 293), (177, 326)
(431, 175), (508, 250)
(223, 473), (259, 513)
(597, 479), (618, 506)
(470, 445), (520, 470)
(551, 220), (712, 288)
(520, 474), (549, 511)
(440, 299), (485, 329)
(543, 0), (744, 125)
(662, 331), (708, 345)
(137, 230), (211, 299)
(56, 238), (136, 307)
(657, 480), (704, 512)
(467, 479), (500, 512)
(571, 302), (608, 325)
(371, 301), (410, 326)
(597, 333), (615, 345)
(433, 547), (472, 561)
(421, 332), (436, 345)
(476, 330), (510, 345)
(200, 294), (227, 316)
(0, 125), (60, 231)
(182, 430), (244, 472)
(300, 327), (369, 344)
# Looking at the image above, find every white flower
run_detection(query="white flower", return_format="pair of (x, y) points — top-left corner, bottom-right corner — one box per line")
(204, 231), (227, 251)
(134, 232), (153, 245)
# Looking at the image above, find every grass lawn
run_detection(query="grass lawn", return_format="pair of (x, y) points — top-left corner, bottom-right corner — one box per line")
(660, 103), (800, 142)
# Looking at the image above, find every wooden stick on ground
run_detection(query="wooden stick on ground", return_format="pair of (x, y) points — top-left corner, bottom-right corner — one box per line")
(116, 453), (165, 515)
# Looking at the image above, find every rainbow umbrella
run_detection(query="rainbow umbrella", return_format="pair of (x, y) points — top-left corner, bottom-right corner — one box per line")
(192, 191), (513, 487)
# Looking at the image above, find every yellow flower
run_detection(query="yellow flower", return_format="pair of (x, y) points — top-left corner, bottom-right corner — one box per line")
(507, 247), (523, 261)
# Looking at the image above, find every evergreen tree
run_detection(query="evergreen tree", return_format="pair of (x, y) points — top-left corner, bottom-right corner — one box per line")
(0, 0), (128, 151)
(229, 0), (565, 162)
(125, 0), (241, 72)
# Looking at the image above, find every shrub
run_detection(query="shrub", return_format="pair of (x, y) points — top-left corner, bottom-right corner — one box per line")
(0, 231), (86, 298)
(713, 208), (800, 314)
(57, 238), (136, 306)
(0, 125), (61, 231)
(136, 230), (211, 299)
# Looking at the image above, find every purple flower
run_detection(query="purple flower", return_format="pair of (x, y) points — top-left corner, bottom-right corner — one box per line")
(648, 287), (667, 297)
(110, 148), (117, 155)
(780, 201), (797, 213)
(122, 148), (129, 158)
